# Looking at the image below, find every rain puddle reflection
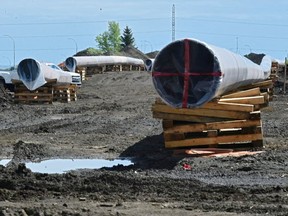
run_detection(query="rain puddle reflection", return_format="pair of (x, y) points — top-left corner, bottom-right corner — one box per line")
(0, 159), (10, 166)
(0, 158), (133, 174)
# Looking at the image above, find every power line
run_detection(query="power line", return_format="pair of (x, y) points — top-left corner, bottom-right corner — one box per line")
(2, 29), (288, 41)
(177, 30), (288, 40)
(1, 30), (288, 44)
(0, 48), (74, 52)
(0, 17), (168, 26)
(6, 34), (95, 39)
(0, 30), (171, 39)
(177, 17), (288, 27)
(0, 16), (286, 27)
(1, 46), (286, 54)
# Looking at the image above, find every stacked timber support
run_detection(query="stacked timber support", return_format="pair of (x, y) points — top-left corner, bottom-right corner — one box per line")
(53, 85), (77, 103)
(13, 80), (55, 104)
(270, 62), (279, 83)
(76, 64), (145, 77)
(12, 80), (77, 104)
(235, 79), (273, 102)
(76, 67), (87, 81)
(152, 80), (273, 150)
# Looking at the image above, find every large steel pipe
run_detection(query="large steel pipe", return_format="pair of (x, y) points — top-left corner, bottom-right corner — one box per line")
(65, 56), (144, 72)
(17, 58), (72, 91)
(152, 38), (271, 108)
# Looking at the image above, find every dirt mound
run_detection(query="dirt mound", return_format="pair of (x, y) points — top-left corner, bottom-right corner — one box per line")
(244, 53), (266, 65)
(12, 140), (50, 162)
(145, 50), (159, 59)
(75, 46), (150, 61)
(120, 45), (150, 60)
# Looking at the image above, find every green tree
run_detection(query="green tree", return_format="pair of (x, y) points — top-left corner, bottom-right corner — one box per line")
(121, 26), (135, 48)
(95, 21), (121, 53)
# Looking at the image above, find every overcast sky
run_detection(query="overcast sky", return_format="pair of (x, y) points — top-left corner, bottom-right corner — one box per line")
(1, 0), (288, 66)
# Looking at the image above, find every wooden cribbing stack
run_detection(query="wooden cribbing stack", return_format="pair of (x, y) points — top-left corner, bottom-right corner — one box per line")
(76, 67), (87, 81)
(152, 79), (273, 150)
(53, 84), (77, 103)
(75, 64), (145, 78)
(13, 79), (55, 104)
(12, 79), (78, 104)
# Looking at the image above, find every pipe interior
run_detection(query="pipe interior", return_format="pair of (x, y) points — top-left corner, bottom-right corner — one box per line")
(152, 39), (221, 108)
(17, 59), (40, 82)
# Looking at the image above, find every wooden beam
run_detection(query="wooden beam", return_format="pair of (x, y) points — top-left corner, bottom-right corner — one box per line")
(155, 97), (255, 112)
(203, 101), (254, 112)
(260, 92), (269, 103)
(164, 133), (185, 141)
(219, 95), (265, 105)
(238, 79), (273, 90)
(221, 88), (261, 98)
(164, 119), (261, 134)
(153, 112), (229, 123)
(165, 133), (263, 148)
(152, 104), (251, 119)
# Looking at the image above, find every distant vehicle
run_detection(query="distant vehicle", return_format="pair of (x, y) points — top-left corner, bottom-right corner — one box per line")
(0, 69), (18, 92)
(44, 63), (82, 87)
(0, 61), (82, 94)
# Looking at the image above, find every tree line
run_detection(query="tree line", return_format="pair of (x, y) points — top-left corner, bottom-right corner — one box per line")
(95, 21), (135, 54)
(75, 21), (137, 56)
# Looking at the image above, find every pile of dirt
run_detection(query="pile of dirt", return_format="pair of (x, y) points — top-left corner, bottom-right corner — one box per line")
(145, 50), (159, 59)
(11, 140), (50, 162)
(75, 46), (150, 61)
(244, 53), (266, 65)
(120, 45), (150, 61)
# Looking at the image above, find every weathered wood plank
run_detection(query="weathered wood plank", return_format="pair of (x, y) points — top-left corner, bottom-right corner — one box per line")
(219, 95), (265, 105)
(153, 112), (229, 123)
(165, 133), (263, 148)
(152, 104), (251, 119)
(155, 98), (255, 112)
(221, 88), (261, 99)
(164, 119), (261, 134)
(238, 79), (273, 90)
(203, 101), (254, 112)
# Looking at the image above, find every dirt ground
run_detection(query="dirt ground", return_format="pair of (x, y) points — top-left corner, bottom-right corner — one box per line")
(0, 71), (288, 215)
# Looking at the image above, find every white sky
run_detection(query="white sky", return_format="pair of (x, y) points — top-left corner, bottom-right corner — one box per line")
(1, 0), (288, 65)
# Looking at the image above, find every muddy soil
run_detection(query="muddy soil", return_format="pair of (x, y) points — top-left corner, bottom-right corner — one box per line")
(0, 71), (288, 215)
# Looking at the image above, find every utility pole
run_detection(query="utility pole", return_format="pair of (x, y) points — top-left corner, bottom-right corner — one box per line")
(236, 37), (239, 54)
(172, 4), (175, 42)
(4, 35), (15, 69)
(68, 38), (78, 54)
(284, 57), (287, 94)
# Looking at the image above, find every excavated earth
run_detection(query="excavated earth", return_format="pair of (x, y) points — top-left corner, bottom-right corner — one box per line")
(0, 71), (288, 215)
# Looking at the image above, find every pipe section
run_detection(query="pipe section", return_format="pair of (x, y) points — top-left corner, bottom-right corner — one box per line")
(152, 38), (271, 108)
(65, 56), (144, 72)
(144, 59), (155, 72)
(17, 58), (72, 91)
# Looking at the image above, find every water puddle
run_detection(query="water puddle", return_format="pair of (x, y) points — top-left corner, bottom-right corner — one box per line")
(0, 158), (133, 174)
(0, 159), (10, 166)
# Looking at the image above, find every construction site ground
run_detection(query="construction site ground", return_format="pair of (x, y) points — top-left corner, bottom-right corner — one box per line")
(0, 71), (288, 215)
